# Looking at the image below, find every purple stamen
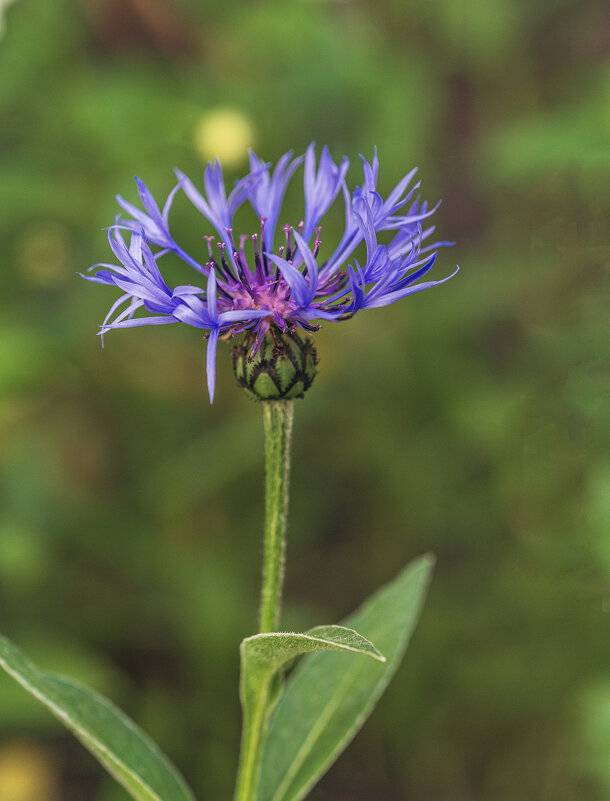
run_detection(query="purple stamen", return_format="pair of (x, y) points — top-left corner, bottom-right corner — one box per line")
(224, 227), (236, 252)
(217, 242), (237, 283)
(233, 250), (257, 299)
(259, 218), (269, 276)
(252, 233), (265, 283)
(204, 235), (215, 257)
(282, 224), (294, 260)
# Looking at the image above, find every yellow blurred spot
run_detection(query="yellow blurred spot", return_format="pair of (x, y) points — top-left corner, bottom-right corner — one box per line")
(0, 741), (57, 801)
(194, 109), (254, 167)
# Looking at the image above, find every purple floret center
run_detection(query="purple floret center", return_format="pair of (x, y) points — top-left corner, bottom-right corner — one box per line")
(204, 222), (340, 350)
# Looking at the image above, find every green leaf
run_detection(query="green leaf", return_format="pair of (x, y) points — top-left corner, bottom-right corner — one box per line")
(242, 625), (384, 695)
(235, 625), (384, 801)
(241, 624), (384, 722)
(259, 554), (434, 801)
(0, 634), (196, 801)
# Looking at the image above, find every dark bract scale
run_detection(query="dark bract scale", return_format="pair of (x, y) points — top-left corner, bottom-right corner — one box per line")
(232, 327), (318, 401)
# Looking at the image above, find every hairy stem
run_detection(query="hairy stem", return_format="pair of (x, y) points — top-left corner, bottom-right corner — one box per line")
(234, 400), (294, 801)
(259, 400), (294, 633)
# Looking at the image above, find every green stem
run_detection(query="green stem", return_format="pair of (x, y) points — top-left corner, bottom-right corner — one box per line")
(234, 400), (294, 801)
(259, 400), (294, 633)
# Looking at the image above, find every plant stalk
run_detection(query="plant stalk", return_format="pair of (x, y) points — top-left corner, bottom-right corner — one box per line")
(259, 400), (294, 633)
(234, 400), (294, 801)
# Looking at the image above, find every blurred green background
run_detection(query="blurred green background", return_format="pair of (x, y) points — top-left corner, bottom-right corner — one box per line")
(0, 0), (608, 799)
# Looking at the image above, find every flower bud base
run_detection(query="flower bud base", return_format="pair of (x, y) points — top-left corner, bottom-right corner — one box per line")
(232, 327), (318, 401)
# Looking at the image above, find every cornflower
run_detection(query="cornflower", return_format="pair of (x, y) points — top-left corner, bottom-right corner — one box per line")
(84, 144), (456, 401)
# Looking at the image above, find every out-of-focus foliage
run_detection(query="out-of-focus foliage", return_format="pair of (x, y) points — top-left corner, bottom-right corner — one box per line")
(0, 1), (607, 800)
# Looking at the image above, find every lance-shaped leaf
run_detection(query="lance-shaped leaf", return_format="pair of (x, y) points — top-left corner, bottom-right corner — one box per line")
(235, 626), (384, 801)
(241, 625), (384, 707)
(0, 634), (196, 801)
(259, 553), (434, 801)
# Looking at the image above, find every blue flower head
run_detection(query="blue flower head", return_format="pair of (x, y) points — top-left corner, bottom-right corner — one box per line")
(84, 144), (457, 402)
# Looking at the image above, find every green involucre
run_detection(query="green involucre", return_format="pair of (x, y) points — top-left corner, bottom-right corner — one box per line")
(232, 327), (318, 401)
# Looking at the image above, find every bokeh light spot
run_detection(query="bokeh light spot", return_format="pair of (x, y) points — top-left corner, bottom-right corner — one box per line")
(194, 108), (254, 167)
(0, 741), (57, 801)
